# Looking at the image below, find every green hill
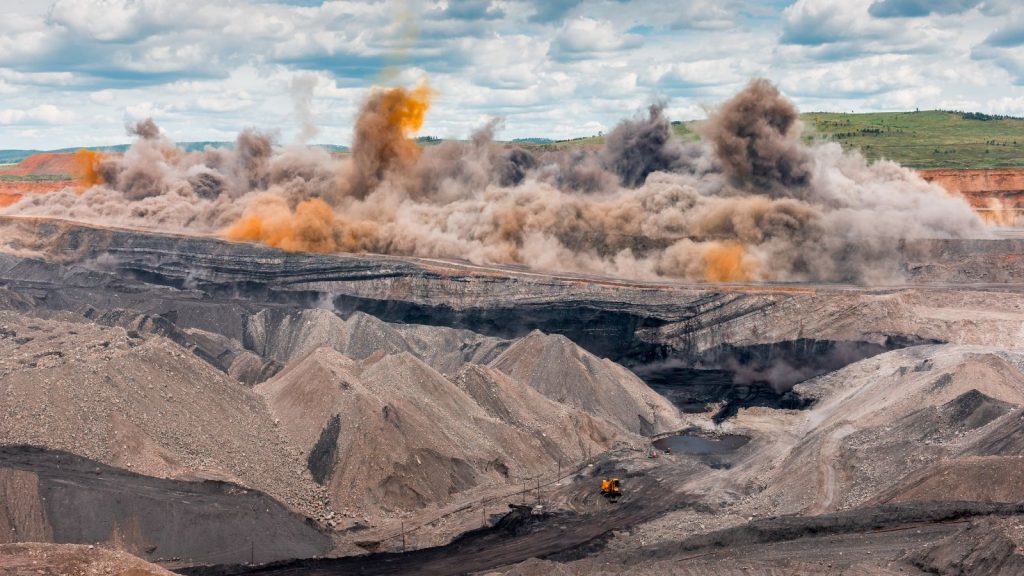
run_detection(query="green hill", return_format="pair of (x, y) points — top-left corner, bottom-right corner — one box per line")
(801, 110), (1024, 169)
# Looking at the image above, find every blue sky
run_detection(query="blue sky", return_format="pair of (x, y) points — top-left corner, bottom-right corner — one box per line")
(0, 0), (1022, 149)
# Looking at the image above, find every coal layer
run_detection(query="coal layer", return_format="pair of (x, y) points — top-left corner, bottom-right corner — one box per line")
(0, 445), (330, 565)
(631, 338), (937, 420)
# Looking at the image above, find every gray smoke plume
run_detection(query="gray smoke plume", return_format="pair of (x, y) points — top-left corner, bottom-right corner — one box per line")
(128, 119), (161, 140)
(602, 104), (687, 187)
(2, 79), (989, 284)
(291, 73), (320, 145)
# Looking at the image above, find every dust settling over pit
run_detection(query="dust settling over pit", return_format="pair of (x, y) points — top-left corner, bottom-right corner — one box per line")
(3, 79), (987, 284)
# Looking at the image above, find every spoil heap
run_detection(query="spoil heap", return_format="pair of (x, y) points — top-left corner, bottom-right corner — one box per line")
(256, 332), (679, 515)
(732, 346), (1024, 516)
(245, 309), (509, 375)
(0, 543), (175, 576)
(0, 311), (328, 518)
(492, 331), (680, 435)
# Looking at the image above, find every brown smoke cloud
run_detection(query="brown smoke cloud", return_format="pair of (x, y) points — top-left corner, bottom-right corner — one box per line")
(345, 83), (432, 199)
(2, 79), (990, 284)
(701, 78), (813, 194)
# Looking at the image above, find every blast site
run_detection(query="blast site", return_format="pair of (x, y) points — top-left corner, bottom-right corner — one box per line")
(3, 2), (1024, 575)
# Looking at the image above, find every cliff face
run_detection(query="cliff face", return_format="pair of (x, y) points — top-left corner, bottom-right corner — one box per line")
(0, 215), (1022, 369)
(920, 169), (1024, 224)
(920, 168), (1024, 197)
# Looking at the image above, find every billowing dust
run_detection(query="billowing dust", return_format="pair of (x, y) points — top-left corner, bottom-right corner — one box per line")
(72, 149), (105, 190)
(2, 79), (989, 283)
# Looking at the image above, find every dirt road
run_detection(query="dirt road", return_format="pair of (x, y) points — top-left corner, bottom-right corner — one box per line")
(808, 423), (855, 515)
(182, 463), (690, 576)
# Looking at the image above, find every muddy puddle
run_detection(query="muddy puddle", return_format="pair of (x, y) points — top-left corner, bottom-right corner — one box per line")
(653, 433), (749, 455)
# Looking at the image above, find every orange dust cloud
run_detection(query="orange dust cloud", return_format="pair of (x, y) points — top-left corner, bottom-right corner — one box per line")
(386, 82), (432, 136)
(224, 196), (337, 253)
(74, 149), (106, 190)
(0, 192), (22, 207)
(703, 242), (753, 282)
(348, 82), (434, 196)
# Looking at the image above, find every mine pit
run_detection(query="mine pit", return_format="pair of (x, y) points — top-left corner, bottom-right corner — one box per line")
(632, 364), (812, 422)
(652, 432), (750, 455)
(630, 338), (930, 422)
(1, 65), (1024, 575)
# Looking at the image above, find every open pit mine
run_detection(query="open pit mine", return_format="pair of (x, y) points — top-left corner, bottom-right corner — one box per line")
(2, 79), (1024, 575)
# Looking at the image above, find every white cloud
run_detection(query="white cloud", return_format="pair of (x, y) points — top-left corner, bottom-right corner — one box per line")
(550, 17), (643, 59)
(47, 0), (226, 42)
(48, 0), (150, 42)
(124, 101), (167, 119)
(90, 90), (116, 104)
(984, 95), (1024, 115)
(643, 58), (758, 89)
(778, 55), (924, 98)
(780, 0), (951, 57)
(0, 0), (1018, 149)
(191, 96), (255, 113)
(873, 85), (943, 109)
(0, 104), (75, 125)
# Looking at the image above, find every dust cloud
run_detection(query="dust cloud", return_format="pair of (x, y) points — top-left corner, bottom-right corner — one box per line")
(3, 79), (988, 283)
(291, 74), (320, 145)
(72, 149), (105, 190)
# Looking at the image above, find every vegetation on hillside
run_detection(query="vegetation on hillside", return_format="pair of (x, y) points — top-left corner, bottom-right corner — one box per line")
(801, 111), (1024, 169)
(0, 174), (72, 182)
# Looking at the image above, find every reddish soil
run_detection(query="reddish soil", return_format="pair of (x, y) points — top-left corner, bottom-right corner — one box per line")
(919, 168), (1024, 225)
(0, 181), (70, 207)
(920, 168), (1024, 195)
(0, 152), (80, 206)
(920, 168), (1024, 209)
(0, 152), (77, 177)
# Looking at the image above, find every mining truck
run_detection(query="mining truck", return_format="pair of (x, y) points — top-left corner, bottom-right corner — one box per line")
(600, 478), (622, 501)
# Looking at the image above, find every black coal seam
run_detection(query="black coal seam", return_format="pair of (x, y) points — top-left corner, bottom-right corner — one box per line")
(308, 415), (341, 485)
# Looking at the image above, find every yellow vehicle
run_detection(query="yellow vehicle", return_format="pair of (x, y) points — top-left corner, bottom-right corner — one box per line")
(600, 478), (622, 501)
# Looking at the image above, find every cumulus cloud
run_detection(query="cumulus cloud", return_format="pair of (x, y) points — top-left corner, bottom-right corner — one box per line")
(0, 0), (1020, 150)
(438, 0), (504, 21)
(781, 0), (867, 46)
(529, 0), (582, 24)
(982, 18), (1024, 47)
(778, 55), (922, 98)
(47, 0), (188, 42)
(0, 104), (75, 125)
(983, 95), (1024, 115)
(549, 17), (644, 60)
(868, 0), (982, 18)
(125, 101), (168, 120)
(780, 0), (952, 62)
(644, 59), (758, 91)
(972, 12), (1024, 84)
(666, 1), (738, 30)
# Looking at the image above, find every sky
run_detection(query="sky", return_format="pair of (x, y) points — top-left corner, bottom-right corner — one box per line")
(0, 0), (1022, 149)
